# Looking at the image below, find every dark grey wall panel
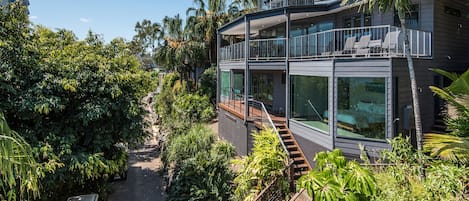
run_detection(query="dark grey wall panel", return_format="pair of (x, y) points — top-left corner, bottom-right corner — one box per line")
(218, 109), (249, 155)
(392, 58), (437, 133)
(433, 0), (469, 72)
(292, 133), (330, 167)
(289, 119), (334, 150)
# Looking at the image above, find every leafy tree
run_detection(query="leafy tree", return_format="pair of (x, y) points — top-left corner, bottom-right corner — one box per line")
(297, 149), (377, 201)
(425, 68), (469, 164)
(233, 129), (289, 201)
(0, 3), (157, 200)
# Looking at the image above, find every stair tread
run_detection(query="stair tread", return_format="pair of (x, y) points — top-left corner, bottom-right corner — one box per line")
(294, 170), (310, 177)
(290, 150), (301, 155)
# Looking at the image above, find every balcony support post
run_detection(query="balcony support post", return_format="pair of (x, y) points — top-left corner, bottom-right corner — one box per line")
(216, 32), (221, 105)
(285, 11), (291, 123)
(244, 16), (250, 123)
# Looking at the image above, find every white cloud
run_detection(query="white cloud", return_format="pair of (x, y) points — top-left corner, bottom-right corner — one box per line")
(29, 15), (38, 20)
(79, 18), (91, 23)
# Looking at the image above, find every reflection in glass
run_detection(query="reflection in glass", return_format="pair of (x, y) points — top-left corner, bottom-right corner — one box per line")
(337, 77), (386, 140)
(291, 75), (329, 134)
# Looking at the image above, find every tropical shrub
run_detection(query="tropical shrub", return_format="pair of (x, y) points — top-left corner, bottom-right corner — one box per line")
(373, 136), (469, 200)
(233, 129), (289, 201)
(167, 142), (235, 201)
(0, 112), (62, 201)
(425, 68), (469, 164)
(163, 124), (215, 166)
(198, 66), (217, 102)
(0, 3), (157, 200)
(297, 149), (377, 201)
(172, 93), (215, 124)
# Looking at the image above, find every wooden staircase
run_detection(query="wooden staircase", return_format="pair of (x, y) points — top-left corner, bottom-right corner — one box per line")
(274, 122), (312, 180)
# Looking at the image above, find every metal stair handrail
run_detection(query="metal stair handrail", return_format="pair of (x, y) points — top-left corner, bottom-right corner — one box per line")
(248, 99), (290, 158)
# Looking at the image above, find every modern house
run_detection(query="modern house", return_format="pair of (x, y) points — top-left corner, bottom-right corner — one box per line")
(216, 0), (469, 176)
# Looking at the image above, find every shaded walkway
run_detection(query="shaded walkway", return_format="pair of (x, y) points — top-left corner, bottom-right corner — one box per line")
(108, 138), (165, 201)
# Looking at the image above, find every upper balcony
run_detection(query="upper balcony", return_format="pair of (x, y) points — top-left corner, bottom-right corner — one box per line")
(219, 25), (432, 62)
(260, 0), (340, 10)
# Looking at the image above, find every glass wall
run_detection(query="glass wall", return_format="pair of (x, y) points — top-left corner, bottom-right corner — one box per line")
(337, 77), (386, 140)
(220, 71), (230, 100)
(291, 75), (329, 134)
(233, 72), (244, 100)
(251, 72), (274, 109)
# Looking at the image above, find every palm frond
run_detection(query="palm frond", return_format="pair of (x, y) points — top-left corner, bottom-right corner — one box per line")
(424, 133), (469, 164)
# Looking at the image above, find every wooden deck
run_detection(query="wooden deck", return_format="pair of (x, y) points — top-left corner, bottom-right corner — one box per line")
(218, 100), (286, 123)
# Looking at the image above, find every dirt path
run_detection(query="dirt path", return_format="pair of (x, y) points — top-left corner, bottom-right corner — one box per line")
(108, 139), (165, 201)
(108, 93), (166, 201)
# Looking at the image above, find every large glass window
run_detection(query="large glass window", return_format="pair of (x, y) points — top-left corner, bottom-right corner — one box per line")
(220, 71), (230, 99)
(251, 72), (274, 109)
(291, 75), (329, 134)
(337, 77), (386, 140)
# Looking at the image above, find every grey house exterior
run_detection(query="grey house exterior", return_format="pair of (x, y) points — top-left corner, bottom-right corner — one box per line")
(216, 0), (469, 163)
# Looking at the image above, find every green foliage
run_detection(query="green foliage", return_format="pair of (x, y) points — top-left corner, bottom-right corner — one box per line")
(426, 68), (469, 164)
(233, 129), (289, 201)
(198, 66), (217, 102)
(0, 112), (62, 201)
(297, 149), (377, 201)
(173, 93), (215, 124)
(165, 125), (235, 201)
(373, 136), (469, 200)
(0, 3), (157, 200)
(164, 124), (215, 165)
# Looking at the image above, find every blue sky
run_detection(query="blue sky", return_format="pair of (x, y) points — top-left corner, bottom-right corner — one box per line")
(29, 0), (194, 42)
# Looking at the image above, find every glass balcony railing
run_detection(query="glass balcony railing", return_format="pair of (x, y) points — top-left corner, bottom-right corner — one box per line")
(220, 41), (245, 62)
(290, 25), (432, 59)
(250, 38), (286, 60)
(260, 0), (340, 10)
(219, 25), (432, 62)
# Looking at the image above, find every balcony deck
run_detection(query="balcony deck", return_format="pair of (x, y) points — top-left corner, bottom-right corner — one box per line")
(220, 25), (432, 63)
(219, 100), (286, 123)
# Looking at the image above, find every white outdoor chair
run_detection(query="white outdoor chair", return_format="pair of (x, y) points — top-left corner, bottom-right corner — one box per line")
(382, 31), (401, 54)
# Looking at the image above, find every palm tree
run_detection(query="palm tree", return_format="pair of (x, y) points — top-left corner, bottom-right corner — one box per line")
(341, 0), (424, 174)
(131, 19), (162, 70)
(229, 0), (259, 16)
(0, 112), (41, 201)
(186, 0), (231, 65)
(154, 15), (206, 88)
(425, 68), (469, 164)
